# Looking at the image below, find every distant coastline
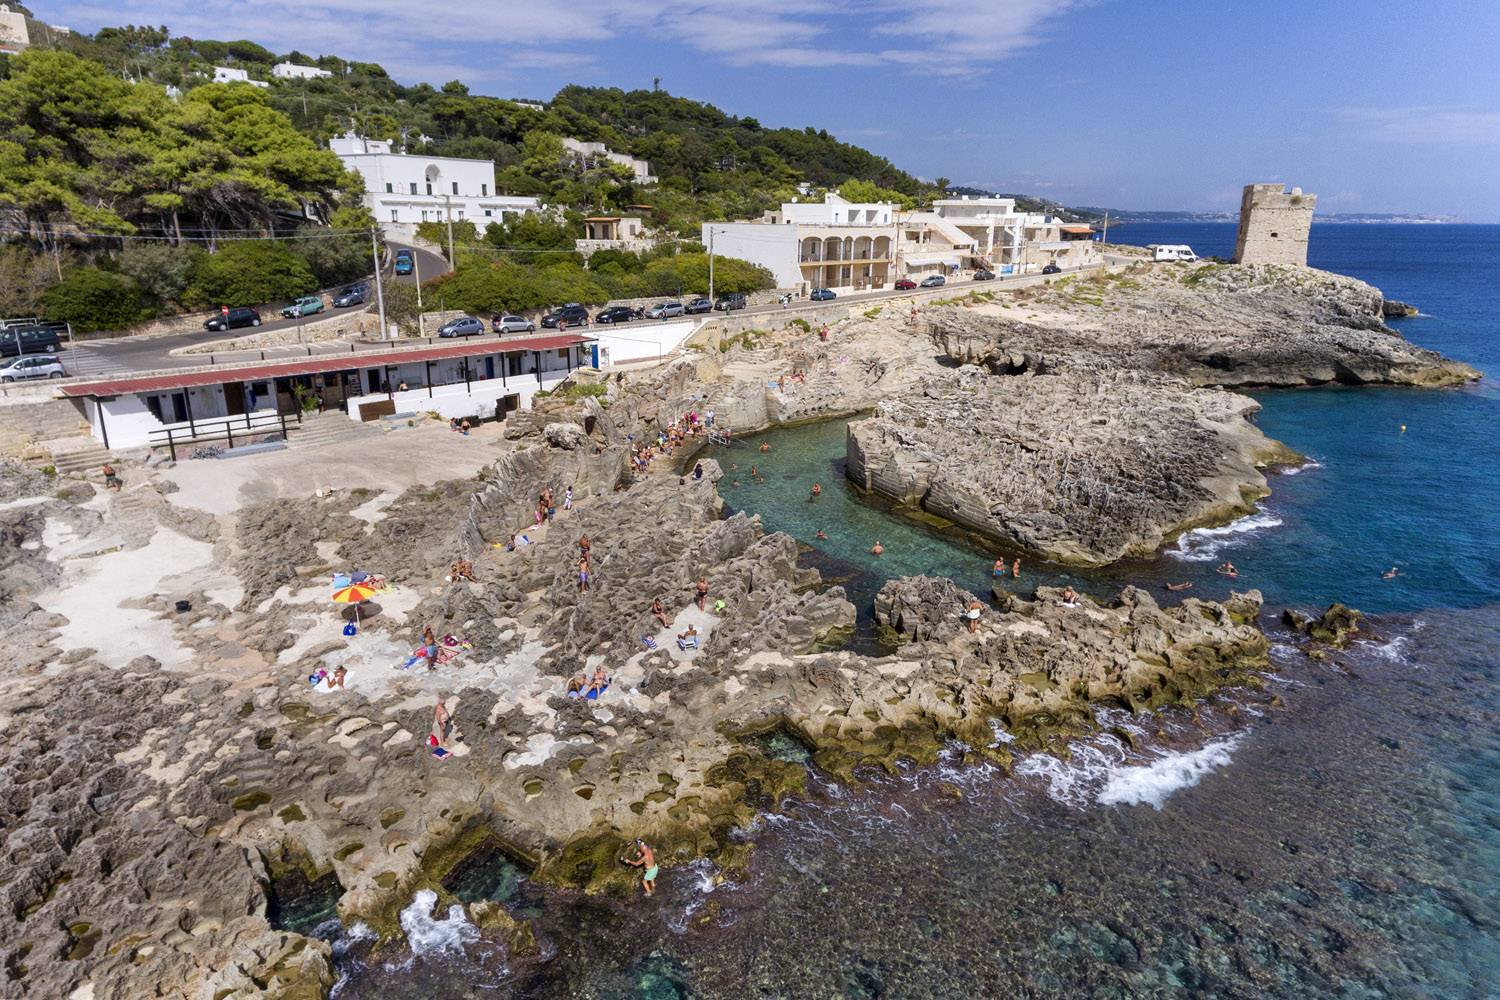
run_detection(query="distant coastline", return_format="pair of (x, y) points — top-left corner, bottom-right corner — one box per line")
(1106, 213), (1476, 225)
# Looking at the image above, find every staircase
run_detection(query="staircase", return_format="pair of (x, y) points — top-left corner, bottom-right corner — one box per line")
(0, 399), (98, 467)
(48, 437), (115, 476)
(288, 411), (387, 450)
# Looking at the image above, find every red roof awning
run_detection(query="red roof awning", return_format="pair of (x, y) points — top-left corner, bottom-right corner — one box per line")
(61, 334), (592, 398)
(1060, 226), (1095, 234)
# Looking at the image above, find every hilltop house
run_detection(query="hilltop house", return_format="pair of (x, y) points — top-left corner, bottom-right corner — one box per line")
(272, 62), (332, 80)
(329, 133), (540, 239)
(211, 66), (268, 88)
(0, 5), (28, 52)
(560, 138), (657, 185)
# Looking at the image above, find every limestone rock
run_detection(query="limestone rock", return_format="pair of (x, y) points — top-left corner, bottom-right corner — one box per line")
(1282, 602), (1362, 645)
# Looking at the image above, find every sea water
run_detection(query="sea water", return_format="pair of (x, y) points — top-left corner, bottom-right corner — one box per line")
(333, 224), (1500, 997)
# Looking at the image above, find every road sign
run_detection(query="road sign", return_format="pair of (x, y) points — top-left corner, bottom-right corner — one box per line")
(221, 306), (229, 315)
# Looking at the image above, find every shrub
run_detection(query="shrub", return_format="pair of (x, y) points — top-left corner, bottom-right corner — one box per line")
(183, 242), (317, 309)
(789, 317), (810, 331)
(39, 267), (148, 332)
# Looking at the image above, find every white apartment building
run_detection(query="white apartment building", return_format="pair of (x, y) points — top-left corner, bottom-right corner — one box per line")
(704, 193), (897, 292)
(329, 134), (540, 239)
(211, 66), (268, 88)
(272, 62), (332, 80)
(932, 196), (1099, 272)
(560, 138), (657, 185)
(895, 212), (980, 279)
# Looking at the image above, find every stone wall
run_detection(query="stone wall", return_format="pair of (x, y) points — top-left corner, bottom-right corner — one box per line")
(1234, 183), (1316, 266)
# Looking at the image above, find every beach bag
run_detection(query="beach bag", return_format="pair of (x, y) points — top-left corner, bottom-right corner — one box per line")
(343, 623), (357, 636)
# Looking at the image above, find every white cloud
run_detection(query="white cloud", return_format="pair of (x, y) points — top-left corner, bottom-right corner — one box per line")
(1329, 106), (1500, 145)
(44, 0), (1094, 83)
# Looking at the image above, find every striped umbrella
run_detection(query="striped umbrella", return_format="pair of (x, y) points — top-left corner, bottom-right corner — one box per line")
(333, 581), (377, 624)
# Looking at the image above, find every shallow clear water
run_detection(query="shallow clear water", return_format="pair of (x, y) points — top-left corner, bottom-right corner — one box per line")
(333, 224), (1500, 998)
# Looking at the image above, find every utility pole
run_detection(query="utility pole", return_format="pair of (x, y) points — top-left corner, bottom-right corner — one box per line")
(371, 227), (388, 340)
(1101, 209), (1110, 245)
(443, 194), (455, 267)
(413, 244), (423, 309)
(707, 227), (714, 304)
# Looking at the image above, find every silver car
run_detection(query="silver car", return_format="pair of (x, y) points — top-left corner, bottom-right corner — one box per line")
(644, 301), (685, 318)
(493, 315), (536, 334)
(0, 354), (67, 381)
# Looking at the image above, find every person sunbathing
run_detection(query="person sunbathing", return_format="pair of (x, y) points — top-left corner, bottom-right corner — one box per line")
(584, 667), (611, 697)
(566, 674), (588, 697)
(678, 624), (699, 642)
(652, 598), (669, 628)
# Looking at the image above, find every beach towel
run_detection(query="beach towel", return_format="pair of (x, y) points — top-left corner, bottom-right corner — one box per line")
(585, 684), (608, 700)
(640, 636), (658, 650)
(332, 573), (350, 589)
(395, 644), (459, 670)
(432, 747), (451, 759)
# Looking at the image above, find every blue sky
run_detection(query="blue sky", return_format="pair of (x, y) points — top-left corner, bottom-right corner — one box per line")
(37, 0), (1500, 218)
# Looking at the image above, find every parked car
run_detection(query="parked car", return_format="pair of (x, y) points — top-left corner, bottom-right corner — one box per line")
(595, 306), (635, 324)
(333, 283), (369, 307)
(394, 249), (414, 275)
(1041, 263), (1063, 275)
(438, 317), (485, 338)
(973, 269), (996, 281)
(919, 275), (946, 287)
(541, 304), (590, 328)
(645, 301), (685, 318)
(684, 297), (713, 314)
(0, 324), (63, 357)
(493, 314), (536, 334)
(893, 278), (917, 291)
(0, 354), (67, 381)
(281, 295), (324, 319)
(713, 292), (747, 311)
(810, 287), (837, 301)
(203, 307), (261, 332)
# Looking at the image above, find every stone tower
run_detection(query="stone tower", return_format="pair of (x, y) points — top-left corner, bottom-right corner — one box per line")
(1233, 183), (1316, 266)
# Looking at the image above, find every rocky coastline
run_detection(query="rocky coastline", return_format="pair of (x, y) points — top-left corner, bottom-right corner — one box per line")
(0, 258), (1478, 1000)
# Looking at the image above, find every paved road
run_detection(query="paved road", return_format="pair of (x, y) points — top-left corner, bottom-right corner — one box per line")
(58, 242), (448, 377)
(53, 254), (1094, 379)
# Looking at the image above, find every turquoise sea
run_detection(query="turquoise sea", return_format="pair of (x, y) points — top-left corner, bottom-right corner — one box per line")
(330, 224), (1500, 998)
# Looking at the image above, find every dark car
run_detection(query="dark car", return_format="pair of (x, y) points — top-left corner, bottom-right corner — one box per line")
(973, 269), (995, 281)
(541, 304), (590, 328)
(1041, 263), (1063, 275)
(919, 275), (946, 287)
(438, 317), (485, 338)
(810, 287), (837, 301)
(203, 307), (261, 332)
(893, 278), (917, 290)
(394, 250), (414, 276)
(0, 323), (63, 357)
(333, 283), (370, 307)
(595, 306), (635, 324)
(684, 297), (713, 314)
(713, 292), (747, 311)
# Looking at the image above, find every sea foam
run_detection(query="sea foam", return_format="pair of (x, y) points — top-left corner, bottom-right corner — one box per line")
(398, 889), (479, 957)
(1169, 513), (1283, 561)
(1015, 734), (1244, 811)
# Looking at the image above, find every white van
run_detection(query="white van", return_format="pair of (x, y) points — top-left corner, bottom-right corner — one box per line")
(1148, 244), (1198, 262)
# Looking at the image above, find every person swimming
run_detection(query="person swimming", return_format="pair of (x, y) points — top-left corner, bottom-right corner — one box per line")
(1382, 566), (1401, 579)
(816, 529), (827, 539)
(994, 559), (1005, 576)
(870, 540), (884, 555)
(1216, 561), (1238, 577)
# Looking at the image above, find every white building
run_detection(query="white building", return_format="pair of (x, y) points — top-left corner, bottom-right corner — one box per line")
(932, 196), (1099, 272)
(211, 66), (269, 88)
(560, 138), (657, 185)
(272, 62), (333, 80)
(329, 133), (540, 239)
(703, 193), (898, 292)
(0, 5), (29, 52)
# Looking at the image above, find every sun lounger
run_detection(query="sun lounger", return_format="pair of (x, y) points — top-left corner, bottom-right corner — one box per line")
(677, 636), (699, 650)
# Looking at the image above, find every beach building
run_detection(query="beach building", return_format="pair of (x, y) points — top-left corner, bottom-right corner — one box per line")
(895, 211), (981, 279)
(272, 62), (332, 80)
(1234, 183), (1316, 266)
(704, 193), (898, 292)
(59, 333), (593, 451)
(560, 138), (657, 185)
(330, 134), (540, 239)
(931, 196), (1099, 273)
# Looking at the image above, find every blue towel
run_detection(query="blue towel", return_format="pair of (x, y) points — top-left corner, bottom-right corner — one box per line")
(641, 636), (657, 650)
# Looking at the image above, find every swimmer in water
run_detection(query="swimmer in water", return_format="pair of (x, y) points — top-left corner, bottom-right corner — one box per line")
(809, 482), (821, 501)
(870, 540), (884, 556)
(816, 529), (827, 539)
(1166, 582), (1193, 591)
(993, 559), (1005, 577)
(1382, 567), (1401, 579)
(760, 443), (771, 453)
(1216, 561), (1238, 577)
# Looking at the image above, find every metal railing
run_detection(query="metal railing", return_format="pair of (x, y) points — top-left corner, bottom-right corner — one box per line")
(149, 409), (301, 461)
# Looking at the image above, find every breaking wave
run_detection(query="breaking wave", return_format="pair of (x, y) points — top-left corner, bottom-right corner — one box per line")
(1169, 513), (1284, 562)
(398, 889), (479, 957)
(1014, 733), (1245, 811)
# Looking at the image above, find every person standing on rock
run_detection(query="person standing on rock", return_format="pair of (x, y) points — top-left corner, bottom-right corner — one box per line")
(579, 556), (590, 595)
(563, 486), (573, 512)
(580, 535), (591, 560)
(696, 577), (709, 610)
(433, 698), (451, 748)
(626, 839), (657, 897)
(966, 598), (983, 634)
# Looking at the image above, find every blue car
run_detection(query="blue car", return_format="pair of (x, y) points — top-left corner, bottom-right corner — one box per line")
(810, 287), (837, 301)
(394, 250), (414, 275)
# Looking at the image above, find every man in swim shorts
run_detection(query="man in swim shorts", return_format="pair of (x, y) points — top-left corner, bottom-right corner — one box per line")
(626, 839), (658, 896)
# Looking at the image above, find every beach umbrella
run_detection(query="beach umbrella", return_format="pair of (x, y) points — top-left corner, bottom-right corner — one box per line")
(333, 581), (377, 625)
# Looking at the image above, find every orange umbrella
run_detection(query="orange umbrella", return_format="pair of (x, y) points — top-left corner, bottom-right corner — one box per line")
(333, 581), (377, 624)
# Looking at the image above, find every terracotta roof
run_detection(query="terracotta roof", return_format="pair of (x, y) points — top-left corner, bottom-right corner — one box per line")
(61, 334), (592, 398)
(1060, 226), (1095, 234)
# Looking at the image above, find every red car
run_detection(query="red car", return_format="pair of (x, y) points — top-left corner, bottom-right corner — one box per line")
(893, 278), (917, 290)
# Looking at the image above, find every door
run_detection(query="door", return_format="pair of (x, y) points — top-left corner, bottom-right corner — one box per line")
(484, 357), (494, 380)
(224, 382), (246, 415)
(170, 393), (188, 423)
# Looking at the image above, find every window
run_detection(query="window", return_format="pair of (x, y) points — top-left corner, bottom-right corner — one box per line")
(484, 209), (492, 217)
(425, 183), (432, 196)
(452, 182), (458, 195)
(410, 182), (417, 195)
(385, 182), (393, 193)
(421, 210), (428, 221)
(391, 210), (398, 222)
(481, 183), (487, 196)
(457, 210), (464, 220)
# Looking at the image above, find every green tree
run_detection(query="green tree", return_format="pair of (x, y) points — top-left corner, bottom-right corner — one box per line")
(39, 267), (146, 332)
(116, 242), (200, 306)
(182, 241), (316, 308)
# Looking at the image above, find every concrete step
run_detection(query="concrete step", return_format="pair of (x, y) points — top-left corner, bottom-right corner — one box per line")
(288, 414), (385, 449)
(50, 442), (114, 475)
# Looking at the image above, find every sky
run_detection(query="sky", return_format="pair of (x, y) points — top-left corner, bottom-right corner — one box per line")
(34, 0), (1500, 219)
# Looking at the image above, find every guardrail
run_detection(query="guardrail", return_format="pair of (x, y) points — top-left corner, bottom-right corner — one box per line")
(150, 409), (302, 462)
